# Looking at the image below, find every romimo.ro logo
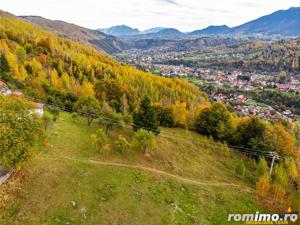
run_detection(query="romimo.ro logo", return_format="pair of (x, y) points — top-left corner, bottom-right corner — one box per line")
(228, 211), (298, 224)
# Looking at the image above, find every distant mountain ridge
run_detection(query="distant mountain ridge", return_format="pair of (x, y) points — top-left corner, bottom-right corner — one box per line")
(19, 16), (123, 54)
(98, 26), (183, 37)
(141, 27), (168, 34)
(98, 25), (140, 36)
(156, 28), (182, 36)
(190, 25), (230, 36)
(100, 7), (300, 37)
(230, 7), (300, 36)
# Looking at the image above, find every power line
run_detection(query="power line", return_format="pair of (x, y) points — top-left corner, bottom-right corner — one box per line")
(27, 96), (287, 160)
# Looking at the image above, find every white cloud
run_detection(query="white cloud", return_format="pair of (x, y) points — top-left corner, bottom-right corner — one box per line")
(0, 0), (299, 31)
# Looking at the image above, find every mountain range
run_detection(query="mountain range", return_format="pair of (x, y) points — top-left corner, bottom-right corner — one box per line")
(1, 7), (299, 55)
(98, 25), (181, 37)
(99, 7), (300, 37)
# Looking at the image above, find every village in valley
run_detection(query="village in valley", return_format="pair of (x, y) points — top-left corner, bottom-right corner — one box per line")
(116, 48), (300, 122)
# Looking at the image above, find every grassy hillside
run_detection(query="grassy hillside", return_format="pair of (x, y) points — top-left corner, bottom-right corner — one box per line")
(0, 112), (270, 225)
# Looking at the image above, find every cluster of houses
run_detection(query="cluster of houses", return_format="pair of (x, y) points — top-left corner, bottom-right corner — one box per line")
(213, 93), (295, 122)
(197, 70), (300, 93)
(0, 79), (44, 116)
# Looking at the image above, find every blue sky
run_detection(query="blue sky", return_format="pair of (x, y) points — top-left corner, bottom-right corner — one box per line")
(0, 0), (299, 31)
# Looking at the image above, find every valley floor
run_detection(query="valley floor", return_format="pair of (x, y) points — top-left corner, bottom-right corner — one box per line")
(0, 113), (269, 225)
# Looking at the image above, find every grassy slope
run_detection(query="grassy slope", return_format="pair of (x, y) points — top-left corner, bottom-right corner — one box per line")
(0, 112), (268, 225)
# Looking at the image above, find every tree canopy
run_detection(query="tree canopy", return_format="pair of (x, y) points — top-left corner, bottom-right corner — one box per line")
(0, 96), (44, 169)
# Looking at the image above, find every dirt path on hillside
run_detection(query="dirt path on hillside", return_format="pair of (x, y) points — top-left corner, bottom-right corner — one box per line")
(39, 156), (254, 193)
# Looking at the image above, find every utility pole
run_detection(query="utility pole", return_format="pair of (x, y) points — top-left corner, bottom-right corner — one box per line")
(269, 155), (276, 176)
(269, 152), (279, 176)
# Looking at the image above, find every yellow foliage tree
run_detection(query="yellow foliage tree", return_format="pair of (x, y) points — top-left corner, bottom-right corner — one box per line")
(81, 80), (95, 97)
(49, 69), (62, 90)
(172, 101), (188, 128)
(265, 124), (296, 156)
(256, 174), (271, 197)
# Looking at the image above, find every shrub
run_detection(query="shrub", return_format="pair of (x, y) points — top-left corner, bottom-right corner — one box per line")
(123, 114), (133, 125)
(291, 189), (300, 211)
(43, 111), (52, 130)
(235, 160), (246, 176)
(218, 144), (231, 157)
(91, 128), (109, 153)
(132, 129), (156, 154)
(115, 135), (131, 153)
(272, 184), (286, 202)
(102, 144), (111, 155)
(47, 105), (60, 122)
(71, 112), (78, 120)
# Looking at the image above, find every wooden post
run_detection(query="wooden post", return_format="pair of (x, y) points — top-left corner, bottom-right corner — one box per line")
(269, 155), (276, 176)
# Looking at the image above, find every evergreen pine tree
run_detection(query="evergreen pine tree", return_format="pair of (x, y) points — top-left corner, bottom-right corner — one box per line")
(0, 54), (11, 81)
(133, 96), (160, 135)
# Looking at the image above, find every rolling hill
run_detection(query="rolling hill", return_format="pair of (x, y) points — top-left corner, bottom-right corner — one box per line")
(121, 36), (246, 51)
(0, 112), (270, 225)
(190, 25), (230, 36)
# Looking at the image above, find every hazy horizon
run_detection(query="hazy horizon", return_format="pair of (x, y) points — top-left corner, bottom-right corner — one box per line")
(0, 0), (299, 32)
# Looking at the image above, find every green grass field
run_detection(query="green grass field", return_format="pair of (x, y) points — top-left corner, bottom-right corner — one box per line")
(0, 112), (269, 225)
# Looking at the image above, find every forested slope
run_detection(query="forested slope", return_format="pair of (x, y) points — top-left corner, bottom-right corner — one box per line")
(0, 15), (206, 112)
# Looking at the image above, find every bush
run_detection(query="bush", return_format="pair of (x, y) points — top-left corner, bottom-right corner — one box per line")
(91, 128), (109, 153)
(47, 105), (60, 121)
(71, 112), (78, 120)
(272, 184), (286, 202)
(133, 129), (156, 155)
(43, 111), (52, 130)
(291, 189), (300, 211)
(123, 114), (133, 125)
(115, 135), (131, 153)
(235, 160), (246, 176)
